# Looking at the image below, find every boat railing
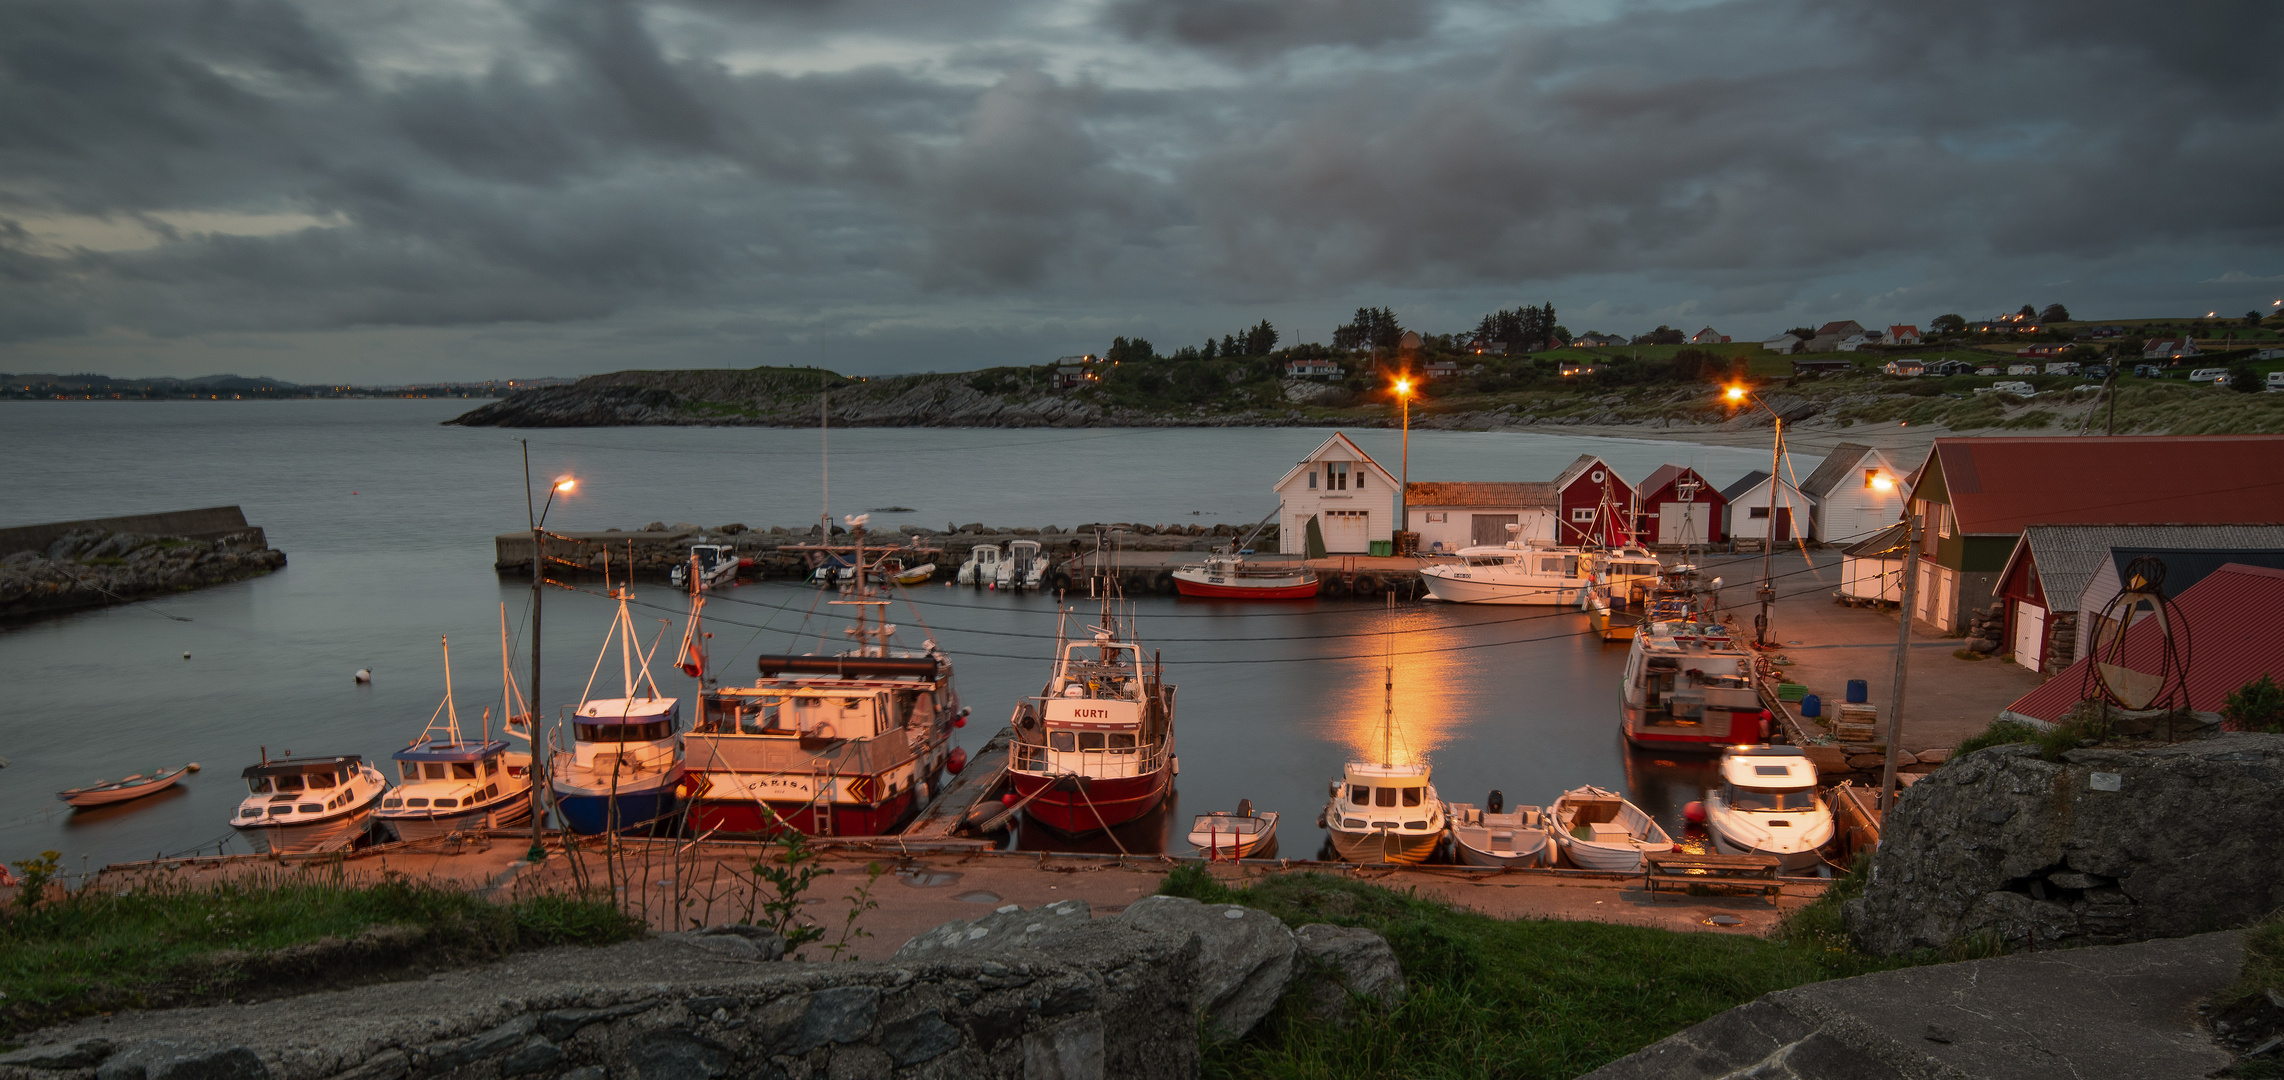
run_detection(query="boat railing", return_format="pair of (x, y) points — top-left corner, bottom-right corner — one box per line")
(1009, 740), (1168, 779)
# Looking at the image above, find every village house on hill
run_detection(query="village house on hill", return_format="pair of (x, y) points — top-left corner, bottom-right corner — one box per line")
(1887, 325), (1921, 345)
(1762, 333), (1805, 355)
(1901, 435), (2284, 634)
(2143, 337), (2201, 361)
(1273, 432), (1397, 555)
(1688, 327), (1730, 344)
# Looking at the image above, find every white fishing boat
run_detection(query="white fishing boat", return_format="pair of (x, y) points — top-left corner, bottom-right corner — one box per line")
(1419, 536), (1663, 605)
(1320, 599), (1447, 865)
(958, 544), (1001, 585)
(230, 754), (391, 855)
(994, 539), (1047, 590)
(1189, 801), (1278, 859)
(1549, 785), (1673, 872)
(1448, 794), (1552, 868)
(1703, 746), (1833, 872)
(59, 764), (196, 808)
(377, 620), (535, 842)
(669, 544), (740, 590)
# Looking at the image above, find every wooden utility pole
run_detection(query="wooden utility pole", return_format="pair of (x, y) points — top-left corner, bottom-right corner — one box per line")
(1880, 509), (1918, 812)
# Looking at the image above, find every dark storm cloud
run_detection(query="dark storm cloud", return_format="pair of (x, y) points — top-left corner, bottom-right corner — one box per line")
(1, 0), (2280, 375)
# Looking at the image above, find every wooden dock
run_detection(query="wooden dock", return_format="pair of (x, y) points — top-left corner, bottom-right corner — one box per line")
(901, 726), (1014, 840)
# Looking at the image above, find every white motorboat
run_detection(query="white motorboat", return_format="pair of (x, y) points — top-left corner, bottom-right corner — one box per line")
(958, 544), (1001, 585)
(1449, 795), (1552, 868)
(1703, 746), (1834, 872)
(1189, 801), (1278, 859)
(60, 764), (196, 808)
(230, 754), (391, 855)
(1320, 600), (1447, 865)
(1549, 785), (1672, 872)
(669, 544), (740, 590)
(1420, 538), (1663, 605)
(994, 539), (1047, 590)
(377, 621), (535, 842)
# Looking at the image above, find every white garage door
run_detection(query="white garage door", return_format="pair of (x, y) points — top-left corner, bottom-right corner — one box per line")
(1322, 510), (1372, 553)
(1657, 503), (1709, 546)
(2011, 601), (2046, 672)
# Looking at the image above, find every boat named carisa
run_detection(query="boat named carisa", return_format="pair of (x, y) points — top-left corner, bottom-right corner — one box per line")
(551, 581), (686, 836)
(231, 754), (390, 855)
(379, 624), (535, 842)
(685, 519), (962, 838)
(1006, 591), (1177, 836)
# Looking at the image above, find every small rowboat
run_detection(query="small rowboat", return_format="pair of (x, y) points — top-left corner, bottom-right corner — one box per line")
(1189, 801), (1278, 859)
(893, 562), (937, 585)
(59, 764), (197, 808)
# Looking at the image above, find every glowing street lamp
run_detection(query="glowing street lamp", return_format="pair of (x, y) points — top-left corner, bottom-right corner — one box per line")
(521, 446), (577, 861)
(1724, 384), (1787, 647)
(1394, 378), (1414, 546)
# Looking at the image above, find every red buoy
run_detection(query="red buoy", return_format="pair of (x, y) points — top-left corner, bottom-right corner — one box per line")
(948, 746), (968, 774)
(1001, 792), (1018, 807)
(1683, 800), (1707, 824)
(953, 714), (966, 728)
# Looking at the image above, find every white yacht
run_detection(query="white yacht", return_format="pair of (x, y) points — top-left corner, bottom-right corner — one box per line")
(958, 543), (1001, 585)
(669, 544), (740, 590)
(377, 625), (534, 842)
(1703, 746), (1834, 872)
(231, 755), (391, 855)
(994, 539), (1047, 590)
(1420, 534), (1663, 605)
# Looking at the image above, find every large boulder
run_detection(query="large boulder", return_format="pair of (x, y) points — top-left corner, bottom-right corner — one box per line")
(1290, 924), (1406, 1023)
(890, 899), (1093, 961)
(1117, 896), (1297, 1042)
(1848, 733), (2284, 956)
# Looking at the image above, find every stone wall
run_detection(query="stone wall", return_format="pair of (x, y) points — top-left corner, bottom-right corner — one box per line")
(1846, 732), (2284, 955)
(0, 507), (258, 559)
(0, 529), (286, 619)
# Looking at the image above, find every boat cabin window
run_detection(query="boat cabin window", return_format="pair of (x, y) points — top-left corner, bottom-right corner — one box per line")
(407, 798), (429, 807)
(485, 759), (499, 776)
(306, 772), (336, 788)
(1107, 733), (1136, 751)
(576, 721), (668, 743)
(421, 763), (446, 780)
(398, 763), (418, 781)
(248, 777), (271, 794)
(1727, 785), (1814, 812)
(1050, 731), (1077, 752)
(1374, 787), (1396, 807)
(1466, 556), (1509, 567)
(275, 775), (306, 792)
(1078, 732), (1106, 751)
(436, 798), (456, 808)
(1402, 787), (1423, 807)
(452, 762), (477, 779)
(1349, 785), (1369, 806)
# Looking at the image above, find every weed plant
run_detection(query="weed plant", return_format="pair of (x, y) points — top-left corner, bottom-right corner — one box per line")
(1159, 865), (1907, 1079)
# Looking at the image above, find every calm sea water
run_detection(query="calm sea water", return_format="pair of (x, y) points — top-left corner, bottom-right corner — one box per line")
(0, 401), (1770, 870)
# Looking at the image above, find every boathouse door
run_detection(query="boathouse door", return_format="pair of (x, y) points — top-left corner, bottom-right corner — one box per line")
(1471, 514), (1518, 547)
(1323, 510), (1372, 553)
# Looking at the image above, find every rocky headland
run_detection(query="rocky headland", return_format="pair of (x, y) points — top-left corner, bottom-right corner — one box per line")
(0, 528), (287, 620)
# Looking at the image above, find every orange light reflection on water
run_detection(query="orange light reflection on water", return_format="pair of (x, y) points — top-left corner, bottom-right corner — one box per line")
(1318, 608), (1477, 768)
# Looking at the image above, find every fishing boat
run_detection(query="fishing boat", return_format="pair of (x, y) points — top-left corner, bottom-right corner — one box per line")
(230, 754), (391, 855)
(1418, 477), (1662, 605)
(1189, 800), (1278, 859)
(1619, 602), (1768, 751)
(685, 517), (964, 837)
(59, 764), (196, 808)
(1171, 553), (1319, 599)
(1703, 746), (1833, 872)
(669, 544), (740, 590)
(1448, 793), (1552, 868)
(377, 621), (534, 842)
(994, 539), (1047, 590)
(1549, 785), (1672, 872)
(1004, 578), (1177, 836)
(1320, 598), (1447, 865)
(550, 577), (686, 836)
(958, 544), (1001, 585)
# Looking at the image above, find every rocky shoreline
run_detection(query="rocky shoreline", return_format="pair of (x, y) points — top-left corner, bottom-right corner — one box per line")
(0, 528), (288, 620)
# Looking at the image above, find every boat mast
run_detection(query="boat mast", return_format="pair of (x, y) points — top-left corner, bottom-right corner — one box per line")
(441, 635), (462, 744)
(1382, 595), (1394, 767)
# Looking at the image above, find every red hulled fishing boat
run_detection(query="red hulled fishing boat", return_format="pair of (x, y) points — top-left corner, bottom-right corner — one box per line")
(1004, 575), (1177, 835)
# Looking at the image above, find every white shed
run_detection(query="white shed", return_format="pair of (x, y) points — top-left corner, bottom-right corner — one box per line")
(1273, 432), (1399, 555)
(1798, 443), (1916, 548)
(1718, 470), (1808, 545)
(1404, 482), (1559, 554)
(1838, 521), (1907, 603)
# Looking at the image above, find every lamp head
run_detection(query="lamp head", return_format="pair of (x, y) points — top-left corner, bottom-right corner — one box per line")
(554, 477), (576, 492)
(1870, 475), (1895, 492)
(1724, 385), (1746, 402)
(1394, 378), (1412, 395)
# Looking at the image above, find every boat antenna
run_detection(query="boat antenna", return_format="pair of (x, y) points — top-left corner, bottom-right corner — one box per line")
(498, 603), (529, 743)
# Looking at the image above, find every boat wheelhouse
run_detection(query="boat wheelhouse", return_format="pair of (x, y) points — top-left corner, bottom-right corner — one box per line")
(230, 755), (390, 855)
(1321, 762), (1445, 864)
(685, 520), (962, 838)
(550, 583), (685, 836)
(1619, 612), (1767, 751)
(1006, 602), (1176, 836)
(379, 627), (535, 841)
(995, 539), (1047, 590)
(1703, 746), (1833, 871)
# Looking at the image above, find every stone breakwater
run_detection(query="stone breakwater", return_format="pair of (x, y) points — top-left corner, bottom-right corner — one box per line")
(0, 528), (287, 619)
(0, 899), (1406, 1080)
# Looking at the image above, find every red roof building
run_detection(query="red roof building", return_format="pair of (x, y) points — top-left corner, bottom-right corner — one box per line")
(1551, 454), (1638, 546)
(1633, 465), (1727, 546)
(2001, 563), (2284, 727)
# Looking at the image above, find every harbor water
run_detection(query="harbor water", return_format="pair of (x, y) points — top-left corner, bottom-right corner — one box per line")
(0, 401), (1770, 868)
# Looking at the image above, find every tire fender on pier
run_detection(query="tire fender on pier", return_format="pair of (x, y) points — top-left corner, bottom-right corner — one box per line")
(1353, 573), (1382, 598)
(1151, 570), (1176, 594)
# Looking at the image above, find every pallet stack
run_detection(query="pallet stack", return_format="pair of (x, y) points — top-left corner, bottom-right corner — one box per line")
(1835, 702), (1882, 751)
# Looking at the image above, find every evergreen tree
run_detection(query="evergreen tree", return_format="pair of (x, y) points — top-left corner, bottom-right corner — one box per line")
(1202, 337), (1217, 360)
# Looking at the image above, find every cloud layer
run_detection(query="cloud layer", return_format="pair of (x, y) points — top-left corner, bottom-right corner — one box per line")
(2, 0), (2280, 380)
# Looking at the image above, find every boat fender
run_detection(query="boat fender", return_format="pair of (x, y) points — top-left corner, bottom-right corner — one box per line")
(1317, 811), (1327, 829)
(353, 668), (372, 683)
(1684, 800), (1707, 825)
(948, 746), (968, 774)
(1001, 792), (1018, 806)
(915, 779), (929, 804)
(1152, 570), (1176, 594)
(1171, 755), (1178, 775)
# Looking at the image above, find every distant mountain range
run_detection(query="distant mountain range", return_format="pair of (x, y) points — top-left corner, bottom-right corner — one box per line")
(5, 372), (306, 392)
(4, 373), (576, 398)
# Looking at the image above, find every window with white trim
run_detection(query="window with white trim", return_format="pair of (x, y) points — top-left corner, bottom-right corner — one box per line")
(1570, 508), (1596, 522)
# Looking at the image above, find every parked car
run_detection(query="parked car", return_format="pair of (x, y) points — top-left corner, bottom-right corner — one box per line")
(1990, 381), (2037, 397)
(2189, 367), (2231, 384)
(1928, 360), (1978, 376)
(2080, 363), (2112, 380)
(1975, 366), (2002, 376)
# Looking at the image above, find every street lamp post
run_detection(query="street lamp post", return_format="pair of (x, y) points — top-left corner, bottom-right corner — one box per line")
(1725, 386), (1785, 647)
(1394, 378), (1413, 545)
(522, 441), (574, 862)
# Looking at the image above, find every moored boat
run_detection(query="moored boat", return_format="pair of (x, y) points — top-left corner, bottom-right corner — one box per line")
(378, 623), (534, 842)
(994, 539), (1047, 590)
(230, 754), (390, 855)
(550, 580), (685, 836)
(1320, 598), (1447, 865)
(1549, 785), (1671, 872)
(59, 765), (195, 808)
(1703, 746), (1833, 872)
(1449, 793), (1552, 868)
(957, 544), (1001, 585)
(1171, 553), (1319, 599)
(1619, 605), (1768, 751)
(1189, 800), (1278, 859)
(1005, 591), (1177, 836)
(669, 544), (740, 590)
(1420, 541), (1662, 605)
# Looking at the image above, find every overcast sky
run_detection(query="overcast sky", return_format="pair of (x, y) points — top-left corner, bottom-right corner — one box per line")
(4, 0), (2281, 384)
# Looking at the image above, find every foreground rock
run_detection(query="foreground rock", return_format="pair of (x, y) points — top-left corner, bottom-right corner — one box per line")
(1117, 897), (1297, 1042)
(0, 923), (1195, 1080)
(1581, 930), (2241, 1080)
(1847, 733), (2284, 956)
(0, 529), (286, 619)
(1290, 924), (1407, 1023)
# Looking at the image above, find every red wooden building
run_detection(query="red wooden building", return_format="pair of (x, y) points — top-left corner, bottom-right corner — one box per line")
(1551, 454), (1638, 546)
(1632, 464), (1727, 546)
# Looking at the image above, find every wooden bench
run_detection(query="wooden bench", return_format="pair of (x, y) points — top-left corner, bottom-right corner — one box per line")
(1644, 852), (1783, 905)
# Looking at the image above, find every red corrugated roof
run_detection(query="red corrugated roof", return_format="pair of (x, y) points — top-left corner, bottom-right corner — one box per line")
(1927, 436), (2284, 535)
(2002, 563), (2284, 725)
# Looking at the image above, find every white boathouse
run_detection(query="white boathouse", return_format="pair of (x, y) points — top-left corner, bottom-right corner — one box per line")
(1274, 432), (1399, 555)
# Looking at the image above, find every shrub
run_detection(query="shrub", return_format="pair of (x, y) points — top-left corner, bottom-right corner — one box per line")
(2224, 674), (2284, 733)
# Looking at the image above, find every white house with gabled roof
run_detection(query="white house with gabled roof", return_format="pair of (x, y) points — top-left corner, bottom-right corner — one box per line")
(1273, 432), (1399, 555)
